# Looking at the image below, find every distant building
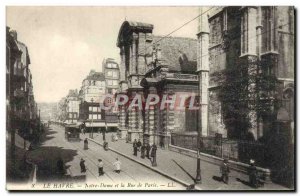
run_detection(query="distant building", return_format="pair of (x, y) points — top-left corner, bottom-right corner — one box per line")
(102, 58), (120, 95)
(102, 58), (120, 131)
(79, 70), (106, 131)
(80, 70), (106, 103)
(65, 89), (80, 125)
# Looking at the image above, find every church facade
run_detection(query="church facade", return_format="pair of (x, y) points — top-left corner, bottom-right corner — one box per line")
(115, 6), (294, 152)
(197, 6), (294, 141)
(116, 21), (199, 148)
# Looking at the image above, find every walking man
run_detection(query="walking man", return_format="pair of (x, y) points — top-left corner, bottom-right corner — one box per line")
(146, 143), (151, 159)
(84, 138), (88, 150)
(98, 159), (104, 176)
(133, 139), (138, 156)
(80, 158), (86, 173)
(220, 158), (230, 184)
(248, 159), (258, 188)
(150, 143), (157, 166)
(113, 158), (121, 174)
(137, 139), (142, 152)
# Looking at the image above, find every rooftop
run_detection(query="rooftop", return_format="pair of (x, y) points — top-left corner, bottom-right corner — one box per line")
(85, 70), (105, 81)
(153, 36), (197, 73)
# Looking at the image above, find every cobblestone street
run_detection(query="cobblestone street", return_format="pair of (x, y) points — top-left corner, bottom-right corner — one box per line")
(24, 125), (185, 190)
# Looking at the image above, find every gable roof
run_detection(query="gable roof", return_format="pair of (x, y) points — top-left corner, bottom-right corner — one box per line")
(153, 36), (197, 73)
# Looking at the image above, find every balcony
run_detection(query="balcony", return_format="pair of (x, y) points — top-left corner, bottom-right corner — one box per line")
(161, 72), (198, 81)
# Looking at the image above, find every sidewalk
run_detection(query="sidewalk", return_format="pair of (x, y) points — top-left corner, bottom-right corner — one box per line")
(83, 133), (289, 190)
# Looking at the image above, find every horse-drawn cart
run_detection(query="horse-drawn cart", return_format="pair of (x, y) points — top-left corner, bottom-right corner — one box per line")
(65, 124), (80, 142)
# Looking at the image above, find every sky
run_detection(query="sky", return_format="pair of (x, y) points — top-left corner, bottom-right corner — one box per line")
(6, 6), (199, 103)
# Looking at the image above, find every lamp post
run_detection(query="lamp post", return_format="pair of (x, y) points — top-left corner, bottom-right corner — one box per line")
(195, 99), (202, 184)
(91, 98), (94, 139)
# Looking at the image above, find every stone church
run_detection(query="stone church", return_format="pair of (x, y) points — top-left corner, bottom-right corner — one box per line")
(116, 21), (199, 148)
(115, 6), (294, 152)
(197, 6), (294, 141)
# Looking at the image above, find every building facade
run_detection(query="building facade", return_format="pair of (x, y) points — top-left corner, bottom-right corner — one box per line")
(102, 58), (120, 131)
(102, 58), (120, 95)
(116, 21), (199, 146)
(197, 6), (294, 140)
(6, 27), (39, 139)
(197, 6), (294, 186)
(65, 89), (80, 125)
(78, 70), (106, 130)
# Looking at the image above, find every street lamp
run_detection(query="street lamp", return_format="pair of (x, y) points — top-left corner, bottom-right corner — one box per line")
(195, 96), (201, 184)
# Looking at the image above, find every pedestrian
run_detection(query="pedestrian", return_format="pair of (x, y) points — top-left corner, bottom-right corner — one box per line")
(102, 128), (106, 141)
(125, 134), (129, 143)
(220, 158), (230, 184)
(84, 138), (88, 150)
(98, 159), (104, 176)
(133, 139), (138, 156)
(103, 140), (109, 151)
(150, 143), (157, 166)
(248, 159), (258, 188)
(80, 158), (86, 173)
(81, 123), (86, 135)
(137, 139), (142, 152)
(141, 144), (146, 159)
(146, 143), (151, 159)
(113, 158), (121, 173)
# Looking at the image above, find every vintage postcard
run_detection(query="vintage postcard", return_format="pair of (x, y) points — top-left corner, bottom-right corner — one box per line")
(6, 6), (295, 191)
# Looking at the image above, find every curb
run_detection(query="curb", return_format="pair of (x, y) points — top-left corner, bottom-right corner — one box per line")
(169, 144), (272, 183)
(87, 138), (201, 191)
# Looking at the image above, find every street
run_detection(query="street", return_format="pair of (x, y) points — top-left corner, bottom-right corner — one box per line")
(26, 124), (185, 190)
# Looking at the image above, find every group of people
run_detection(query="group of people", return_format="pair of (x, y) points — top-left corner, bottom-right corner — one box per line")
(132, 139), (157, 164)
(79, 157), (122, 176)
(219, 158), (264, 188)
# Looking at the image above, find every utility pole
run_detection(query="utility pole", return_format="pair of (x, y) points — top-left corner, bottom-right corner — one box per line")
(91, 98), (94, 139)
(195, 6), (210, 184)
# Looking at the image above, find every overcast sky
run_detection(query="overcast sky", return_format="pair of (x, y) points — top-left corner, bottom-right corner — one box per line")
(6, 6), (198, 103)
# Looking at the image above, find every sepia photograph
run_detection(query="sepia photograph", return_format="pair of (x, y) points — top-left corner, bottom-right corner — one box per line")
(5, 5), (295, 191)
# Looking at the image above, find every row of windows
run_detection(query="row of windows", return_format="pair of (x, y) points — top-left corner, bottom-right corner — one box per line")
(107, 80), (118, 86)
(85, 80), (105, 86)
(89, 114), (102, 120)
(89, 106), (101, 112)
(106, 63), (118, 69)
(69, 113), (78, 118)
(86, 88), (104, 94)
(107, 71), (118, 78)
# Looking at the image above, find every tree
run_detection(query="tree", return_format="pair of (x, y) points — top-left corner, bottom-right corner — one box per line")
(216, 58), (278, 140)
